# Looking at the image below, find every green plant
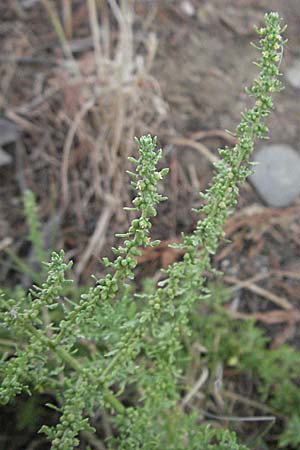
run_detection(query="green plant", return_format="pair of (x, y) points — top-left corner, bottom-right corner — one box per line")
(186, 282), (300, 449)
(0, 12), (286, 450)
(3, 190), (47, 285)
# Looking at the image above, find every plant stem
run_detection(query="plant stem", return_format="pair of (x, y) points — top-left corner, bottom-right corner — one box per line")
(29, 325), (125, 414)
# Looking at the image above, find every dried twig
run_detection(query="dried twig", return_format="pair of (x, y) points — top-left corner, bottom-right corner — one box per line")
(190, 129), (237, 146)
(224, 275), (293, 310)
(181, 367), (209, 407)
(61, 99), (95, 205)
(87, 0), (103, 78)
(62, 0), (73, 40)
(171, 137), (218, 165)
(41, 0), (76, 65)
(75, 204), (115, 279)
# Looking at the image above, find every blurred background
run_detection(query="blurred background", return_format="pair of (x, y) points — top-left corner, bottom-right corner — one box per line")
(0, 0), (299, 283)
(1, 1), (300, 448)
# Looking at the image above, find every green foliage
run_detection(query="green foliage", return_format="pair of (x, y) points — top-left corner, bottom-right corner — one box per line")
(279, 415), (300, 448)
(110, 411), (250, 450)
(24, 190), (47, 265)
(3, 189), (46, 284)
(188, 283), (300, 448)
(16, 394), (44, 432)
(0, 12), (288, 450)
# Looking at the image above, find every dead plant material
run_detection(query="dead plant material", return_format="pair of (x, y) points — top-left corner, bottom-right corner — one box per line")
(224, 205), (300, 239)
(227, 308), (300, 324)
(41, 0), (76, 64)
(226, 273), (270, 292)
(225, 275), (292, 310)
(62, 0), (73, 40)
(75, 203), (115, 279)
(223, 390), (281, 417)
(0, 237), (13, 252)
(226, 306), (299, 347)
(61, 98), (95, 205)
(273, 270), (300, 281)
(56, 1), (166, 277)
(135, 237), (183, 269)
(171, 137), (218, 165)
(271, 323), (297, 348)
(190, 129), (238, 146)
(181, 367), (209, 407)
(3, 1), (167, 280)
(215, 204), (300, 267)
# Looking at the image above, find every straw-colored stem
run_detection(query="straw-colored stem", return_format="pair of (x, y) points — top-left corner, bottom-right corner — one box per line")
(87, 0), (103, 78)
(62, 0), (73, 39)
(41, 0), (75, 64)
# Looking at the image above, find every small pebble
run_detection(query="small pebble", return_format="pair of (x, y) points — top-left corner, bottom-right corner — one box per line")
(250, 144), (300, 207)
(180, 1), (195, 16)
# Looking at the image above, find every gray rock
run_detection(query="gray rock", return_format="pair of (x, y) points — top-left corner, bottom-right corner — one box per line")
(0, 118), (20, 146)
(0, 147), (12, 166)
(250, 144), (300, 207)
(286, 59), (300, 89)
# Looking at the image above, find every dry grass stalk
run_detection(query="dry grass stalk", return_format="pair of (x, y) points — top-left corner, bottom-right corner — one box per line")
(47, 0), (167, 277)
(87, 0), (103, 78)
(62, 0), (73, 39)
(41, 0), (75, 64)
(0, 1), (167, 280)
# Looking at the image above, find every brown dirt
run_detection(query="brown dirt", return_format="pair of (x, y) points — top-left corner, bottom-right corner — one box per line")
(145, 0), (300, 334)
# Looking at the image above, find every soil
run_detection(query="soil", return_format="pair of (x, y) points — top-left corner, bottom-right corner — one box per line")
(1, 1), (300, 449)
(142, 0), (300, 334)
